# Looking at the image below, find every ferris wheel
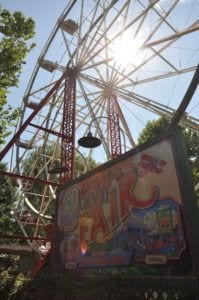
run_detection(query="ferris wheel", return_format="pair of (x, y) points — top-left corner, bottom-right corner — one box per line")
(0, 0), (199, 241)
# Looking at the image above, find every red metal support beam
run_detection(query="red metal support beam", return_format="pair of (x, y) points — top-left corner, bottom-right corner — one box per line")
(29, 123), (64, 138)
(107, 94), (122, 159)
(0, 73), (66, 161)
(61, 68), (76, 183)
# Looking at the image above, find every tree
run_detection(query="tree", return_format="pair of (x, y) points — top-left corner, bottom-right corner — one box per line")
(20, 145), (99, 222)
(0, 6), (35, 145)
(138, 117), (199, 197)
(138, 117), (169, 144)
(0, 105), (21, 146)
(0, 162), (20, 237)
(22, 145), (99, 185)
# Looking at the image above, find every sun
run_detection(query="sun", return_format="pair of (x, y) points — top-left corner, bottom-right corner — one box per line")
(111, 32), (144, 67)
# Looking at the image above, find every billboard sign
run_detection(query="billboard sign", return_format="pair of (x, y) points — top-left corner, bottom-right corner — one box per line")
(55, 130), (195, 275)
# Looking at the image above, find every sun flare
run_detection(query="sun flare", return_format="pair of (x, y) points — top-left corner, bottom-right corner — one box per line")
(112, 32), (144, 67)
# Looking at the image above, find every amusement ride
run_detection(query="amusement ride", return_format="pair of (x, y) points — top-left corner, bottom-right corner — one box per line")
(0, 0), (198, 263)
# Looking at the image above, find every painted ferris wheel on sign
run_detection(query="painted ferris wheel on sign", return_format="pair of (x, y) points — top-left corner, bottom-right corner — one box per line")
(0, 0), (199, 238)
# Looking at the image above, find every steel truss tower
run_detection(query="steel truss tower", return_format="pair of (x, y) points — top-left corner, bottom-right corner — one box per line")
(61, 68), (76, 183)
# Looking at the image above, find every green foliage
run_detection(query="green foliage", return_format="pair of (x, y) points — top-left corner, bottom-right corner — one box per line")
(22, 145), (55, 182)
(138, 117), (169, 144)
(0, 163), (20, 237)
(0, 7), (35, 91)
(0, 6), (35, 145)
(0, 105), (21, 145)
(21, 145), (99, 216)
(22, 145), (58, 216)
(22, 145), (99, 184)
(75, 153), (99, 176)
(0, 270), (28, 300)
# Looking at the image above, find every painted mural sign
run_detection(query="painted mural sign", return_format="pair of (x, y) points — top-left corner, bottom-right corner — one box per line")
(57, 137), (188, 273)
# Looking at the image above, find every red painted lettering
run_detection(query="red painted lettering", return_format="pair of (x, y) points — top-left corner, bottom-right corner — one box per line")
(119, 168), (159, 219)
(90, 204), (109, 241)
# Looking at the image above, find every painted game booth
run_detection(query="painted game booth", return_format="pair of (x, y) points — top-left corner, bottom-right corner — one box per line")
(53, 129), (199, 297)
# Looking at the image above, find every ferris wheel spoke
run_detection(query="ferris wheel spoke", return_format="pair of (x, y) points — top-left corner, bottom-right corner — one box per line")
(65, 0), (120, 69)
(26, 80), (59, 100)
(140, 0), (179, 34)
(2, 0), (198, 240)
(145, 23), (199, 49)
(77, 76), (111, 158)
(75, 0), (85, 63)
(112, 1), (187, 87)
(61, 29), (76, 67)
(77, 0), (101, 64)
(114, 97), (136, 147)
(105, 1), (131, 84)
(76, 93), (102, 117)
(77, 0), (114, 67)
(81, 0), (130, 66)
(119, 66), (197, 88)
(86, 97), (108, 158)
(83, 0), (159, 68)
(117, 87), (199, 132)
(140, 2), (178, 51)
(76, 94), (104, 131)
(110, 2), (149, 82)
(81, 57), (113, 72)
(114, 37), (179, 87)
(153, 47), (179, 71)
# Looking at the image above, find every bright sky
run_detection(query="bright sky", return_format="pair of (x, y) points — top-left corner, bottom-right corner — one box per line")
(1, 0), (198, 113)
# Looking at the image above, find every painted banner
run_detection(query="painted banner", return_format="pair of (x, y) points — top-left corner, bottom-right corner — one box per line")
(57, 137), (188, 273)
